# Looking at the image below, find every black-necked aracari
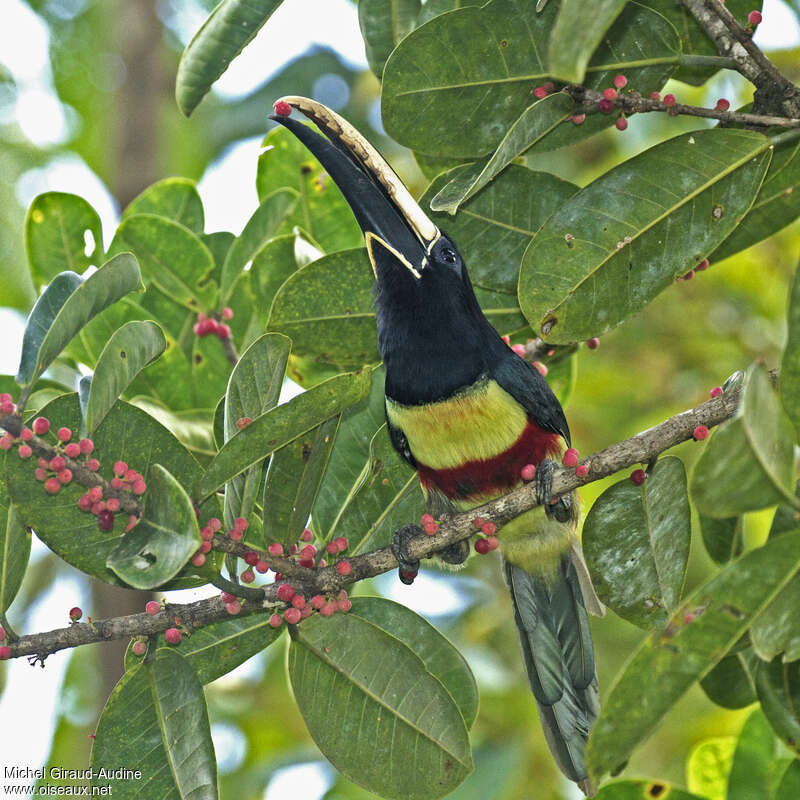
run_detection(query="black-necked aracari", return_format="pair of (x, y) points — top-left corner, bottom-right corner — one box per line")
(270, 96), (604, 796)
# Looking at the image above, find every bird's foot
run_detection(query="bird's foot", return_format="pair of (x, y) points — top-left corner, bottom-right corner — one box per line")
(439, 540), (470, 565)
(535, 459), (572, 523)
(391, 524), (423, 585)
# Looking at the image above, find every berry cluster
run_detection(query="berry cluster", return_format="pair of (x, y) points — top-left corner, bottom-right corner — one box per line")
(193, 308), (233, 340)
(196, 516), (249, 568)
(268, 587), (353, 626)
(679, 258), (711, 282)
(76, 455), (146, 532)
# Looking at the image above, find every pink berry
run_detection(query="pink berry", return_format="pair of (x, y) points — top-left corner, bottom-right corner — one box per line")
(201, 526), (214, 540)
(748, 10), (762, 25)
(57, 469), (72, 484)
(1, 400), (14, 415)
(664, 94), (676, 107)
(91, 501), (105, 516)
(78, 494), (92, 510)
(200, 541), (212, 554)
(87, 458), (100, 471)
(34, 467), (47, 481)
(69, 606), (82, 621)
(598, 99), (614, 114)
(613, 74), (627, 89)
(338, 598), (352, 612)
(291, 595), (306, 609)
(572, 114), (586, 125)
(693, 425), (710, 441)
(486, 536), (499, 551)
(256, 560), (269, 573)
(19, 427), (32, 441)
(562, 448), (579, 467)
(481, 521), (497, 536)
(475, 538), (491, 554)
(576, 464), (589, 478)
(220, 592), (237, 604)
(268, 542), (283, 557)
(649, 92), (661, 101)
(336, 560), (352, 576)
(682, 269), (695, 281)
(543, 82), (554, 93)
(192, 553), (206, 567)
(240, 568), (255, 583)
(423, 521), (438, 535)
(106, 498), (120, 512)
(165, 628), (182, 645)
(284, 607), (301, 624)
(300, 527), (313, 541)
(44, 477), (61, 494)
(289, 544), (298, 554)
(521, 463), (536, 482)
(57, 427), (71, 442)
(602, 87), (617, 100)
(311, 595), (326, 609)
(234, 517), (248, 531)
(49, 456), (65, 471)
(696, 258), (710, 271)
(79, 438), (94, 454)
(216, 324), (231, 340)
(208, 518), (222, 531)
(222, 307), (234, 320)
(64, 442), (80, 458)
(298, 556), (314, 569)
(98, 509), (114, 531)
(192, 322), (204, 337)
(273, 100), (292, 116)
(132, 479), (146, 495)
(420, 513), (434, 526)
(132, 640), (147, 656)
(226, 601), (242, 615)
(534, 86), (547, 99)
(0, 646), (10, 660)
(334, 537), (348, 551)
(145, 601), (160, 615)
(320, 603), (335, 618)
(615, 116), (628, 131)
(0, 393), (10, 404)
(710, 386), (723, 398)
(124, 469), (138, 482)
(473, 517), (485, 529)
(32, 417), (50, 435)
(125, 515), (138, 532)
(631, 469), (646, 486)
(113, 461), (127, 476)
(511, 343), (526, 358)
(0, 436), (12, 451)
(586, 337), (599, 350)
(533, 361), (548, 376)
(277, 583), (295, 602)
(715, 98), (730, 111)
(18, 444), (32, 459)
(244, 551), (258, 566)
(268, 613), (282, 627)
(326, 541), (339, 555)
(88, 486), (103, 502)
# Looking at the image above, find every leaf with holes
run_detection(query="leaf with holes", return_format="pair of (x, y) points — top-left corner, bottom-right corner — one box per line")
(594, 781), (706, 800)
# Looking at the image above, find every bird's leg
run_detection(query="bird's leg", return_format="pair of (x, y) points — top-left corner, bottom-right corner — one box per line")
(391, 524), (423, 584)
(438, 540), (471, 565)
(535, 459), (572, 523)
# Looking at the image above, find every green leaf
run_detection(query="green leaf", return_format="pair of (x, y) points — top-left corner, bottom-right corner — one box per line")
(776, 761), (800, 799)
(219, 188), (298, 301)
(91, 649), (217, 798)
(686, 737), (736, 800)
(256, 125), (363, 252)
(756, 657), (800, 757)
(127, 342), (196, 413)
(0, 466), (31, 616)
(196, 368), (372, 500)
(124, 615), (282, 683)
(359, 0), (421, 79)
(349, 597), (478, 727)
(6, 394), (203, 587)
(381, 0), (679, 158)
(594, 781), (706, 800)
(700, 515), (744, 565)
(114, 214), (217, 311)
(107, 464), (201, 589)
(781, 260), (800, 440)
(17, 254), (143, 390)
(691, 364), (798, 517)
(583, 456), (690, 629)
(699, 649), (757, 709)
(429, 95), (575, 215)
(289, 612), (473, 800)
(175, 0), (284, 116)
(727, 709), (776, 800)
(585, 530), (800, 781)
(262, 416), (339, 547)
(122, 177), (205, 234)
(223, 334), (291, 529)
(85, 321), (167, 433)
(750, 570), (800, 663)
(129, 399), (216, 460)
(519, 129), (771, 343)
(25, 192), (104, 289)
(547, 0), (627, 84)
(250, 234), (299, 327)
(423, 165), (577, 296)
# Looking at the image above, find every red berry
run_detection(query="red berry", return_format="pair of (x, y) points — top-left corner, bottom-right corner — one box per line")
(423, 521), (438, 535)
(291, 595), (306, 609)
(268, 542), (283, 557)
(543, 82), (554, 93)
(693, 425), (710, 441)
(284, 607), (302, 624)
(201, 526), (214, 540)
(125, 515), (138, 532)
(113, 461), (127, 476)
(475, 538), (491, 554)
(234, 517), (249, 531)
(300, 528), (313, 542)
(132, 479), (146, 495)
(511, 343), (526, 358)
(602, 87), (617, 100)
(534, 86), (547, 99)
(192, 322), (204, 337)
(240, 568), (255, 583)
(216, 324), (231, 340)
(268, 613), (282, 627)
(200, 541), (212, 554)
(273, 100), (292, 116)
(615, 116), (628, 131)
(231, 530), (244, 542)
(320, 603), (335, 618)
(326, 541), (339, 555)
(220, 592), (237, 604)
(165, 628), (181, 645)
(18, 444), (32, 459)
(696, 258), (710, 271)
(208, 518), (222, 531)
(481, 521), (496, 536)
(98, 509), (114, 531)
(256, 560), (269, 573)
(32, 417), (50, 435)
(225, 601), (242, 615)
(64, 442), (80, 458)
(631, 469), (646, 486)
(88, 486), (103, 502)
(715, 98), (730, 111)
(19, 427), (32, 441)
(472, 517), (485, 529)
(0, 436), (12, 451)
(576, 464), (589, 478)
(300, 545), (316, 558)
(34, 467), (47, 481)
(613, 74), (627, 89)
(57, 427), (72, 442)
(420, 513), (434, 526)
(132, 640), (147, 656)
(91, 501), (105, 516)
(649, 92), (661, 100)
(336, 560), (352, 576)
(69, 606), (82, 621)
(664, 94), (676, 107)
(106, 498), (120, 512)
(0, 625), (7, 640)
(79, 438), (94, 454)
(222, 307), (234, 320)
(244, 551), (259, 566)
(0, 646), (11, 660)
(78, 494), (92, 510)
(58, 469), (72, 484)
(533, 361), (548, 376)
(334, 536), (348, 551)
(289, 544), (298, 554)
(486, 536), (499, 551)
(587, 337), (600, 351)
(236, 417), (252, 429)
(192, 553), (206, 567)
(146, 601), (161, 615)
(338, 598), (353, 612)
(682, 270), (695, 281)
(87, 458), (100, 471)
(748, 10), (762, 25)
(598, 99), (614, 113)
(710, 386), (723, 398)
(44, 477), (61, 494)
(563, 448), (579, 467)
(49, 456), (65, 471)
(277, 583), (295, 602)
(311, 595), (326, 609)
(521, 463), (536, 482)
(572, 114), (586, 125)
(124, 469), (138, 483)
(299, 557), (315, 568)
(1, 400), (14, 415)
(0, 393), (10, 404)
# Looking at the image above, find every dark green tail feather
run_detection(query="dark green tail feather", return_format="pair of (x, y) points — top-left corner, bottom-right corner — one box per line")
(503, 557), (599, 796)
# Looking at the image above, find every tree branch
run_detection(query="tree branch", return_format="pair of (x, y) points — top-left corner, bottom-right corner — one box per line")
(3, 377), (747, 663)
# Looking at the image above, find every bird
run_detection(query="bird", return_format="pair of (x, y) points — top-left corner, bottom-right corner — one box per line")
(270, 95), (604, 796)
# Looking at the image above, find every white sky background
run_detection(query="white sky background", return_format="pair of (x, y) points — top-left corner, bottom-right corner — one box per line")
(1, 0), (799, 796)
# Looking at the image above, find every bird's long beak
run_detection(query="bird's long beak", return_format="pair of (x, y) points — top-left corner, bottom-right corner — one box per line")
(269, 96), (440, 278)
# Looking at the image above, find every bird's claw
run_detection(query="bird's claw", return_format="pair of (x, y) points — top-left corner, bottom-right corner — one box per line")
(392, 524), (422, 585)
(535, 459), (572, 523)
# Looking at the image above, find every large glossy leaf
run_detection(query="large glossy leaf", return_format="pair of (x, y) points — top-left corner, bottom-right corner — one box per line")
(0, 464), (30, 617)
(429, 95), (575, 215)
(219, 188), (298, 301)
(124, 616), (282, 683)
(699, 515), (744, 565)
(349, 597), (478, 727)
(17, 254), (143, 390)
(776, 761), (800, 799)
(547, 0), (627, 84)
(699, 649), (757, 709)
(755, 656), (800, 756)
(594, 782), (706, 800)
(256, 125), (362, 252)
(423, 165), (577, 297)
(85, 321), (167, 433)
(692, 364), (798, 517)
(359, 0), (421, 78)
(727, 709), (776, 800)
(262, 416), (339, 547)
(91, 650), (217, 798)
(585, 530), (800, 781)
(686, 738), (736, 800)
(25, 192), (104, 289)
(130, 399), (216, 460)
(196, 369), (372, 500)
(6, 394), (202, 587)
(114, 214), (217, 311)
(222, 334), (291, 530)
(121, 177), (205, 234)
(107, 464), (201, 589)
(250, 234), (299, 327)
(583, 457), (690, 629)
(781, 260), (800, 439)
(750, 569), (800, 663)
(289, 612), (473, 799)
(176, 0), (284, 115)
(382, 0), (679, 158)
(519, 129), (771, 343)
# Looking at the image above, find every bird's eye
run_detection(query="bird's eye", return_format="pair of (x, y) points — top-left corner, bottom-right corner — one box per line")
(441, 247), (458, 264)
